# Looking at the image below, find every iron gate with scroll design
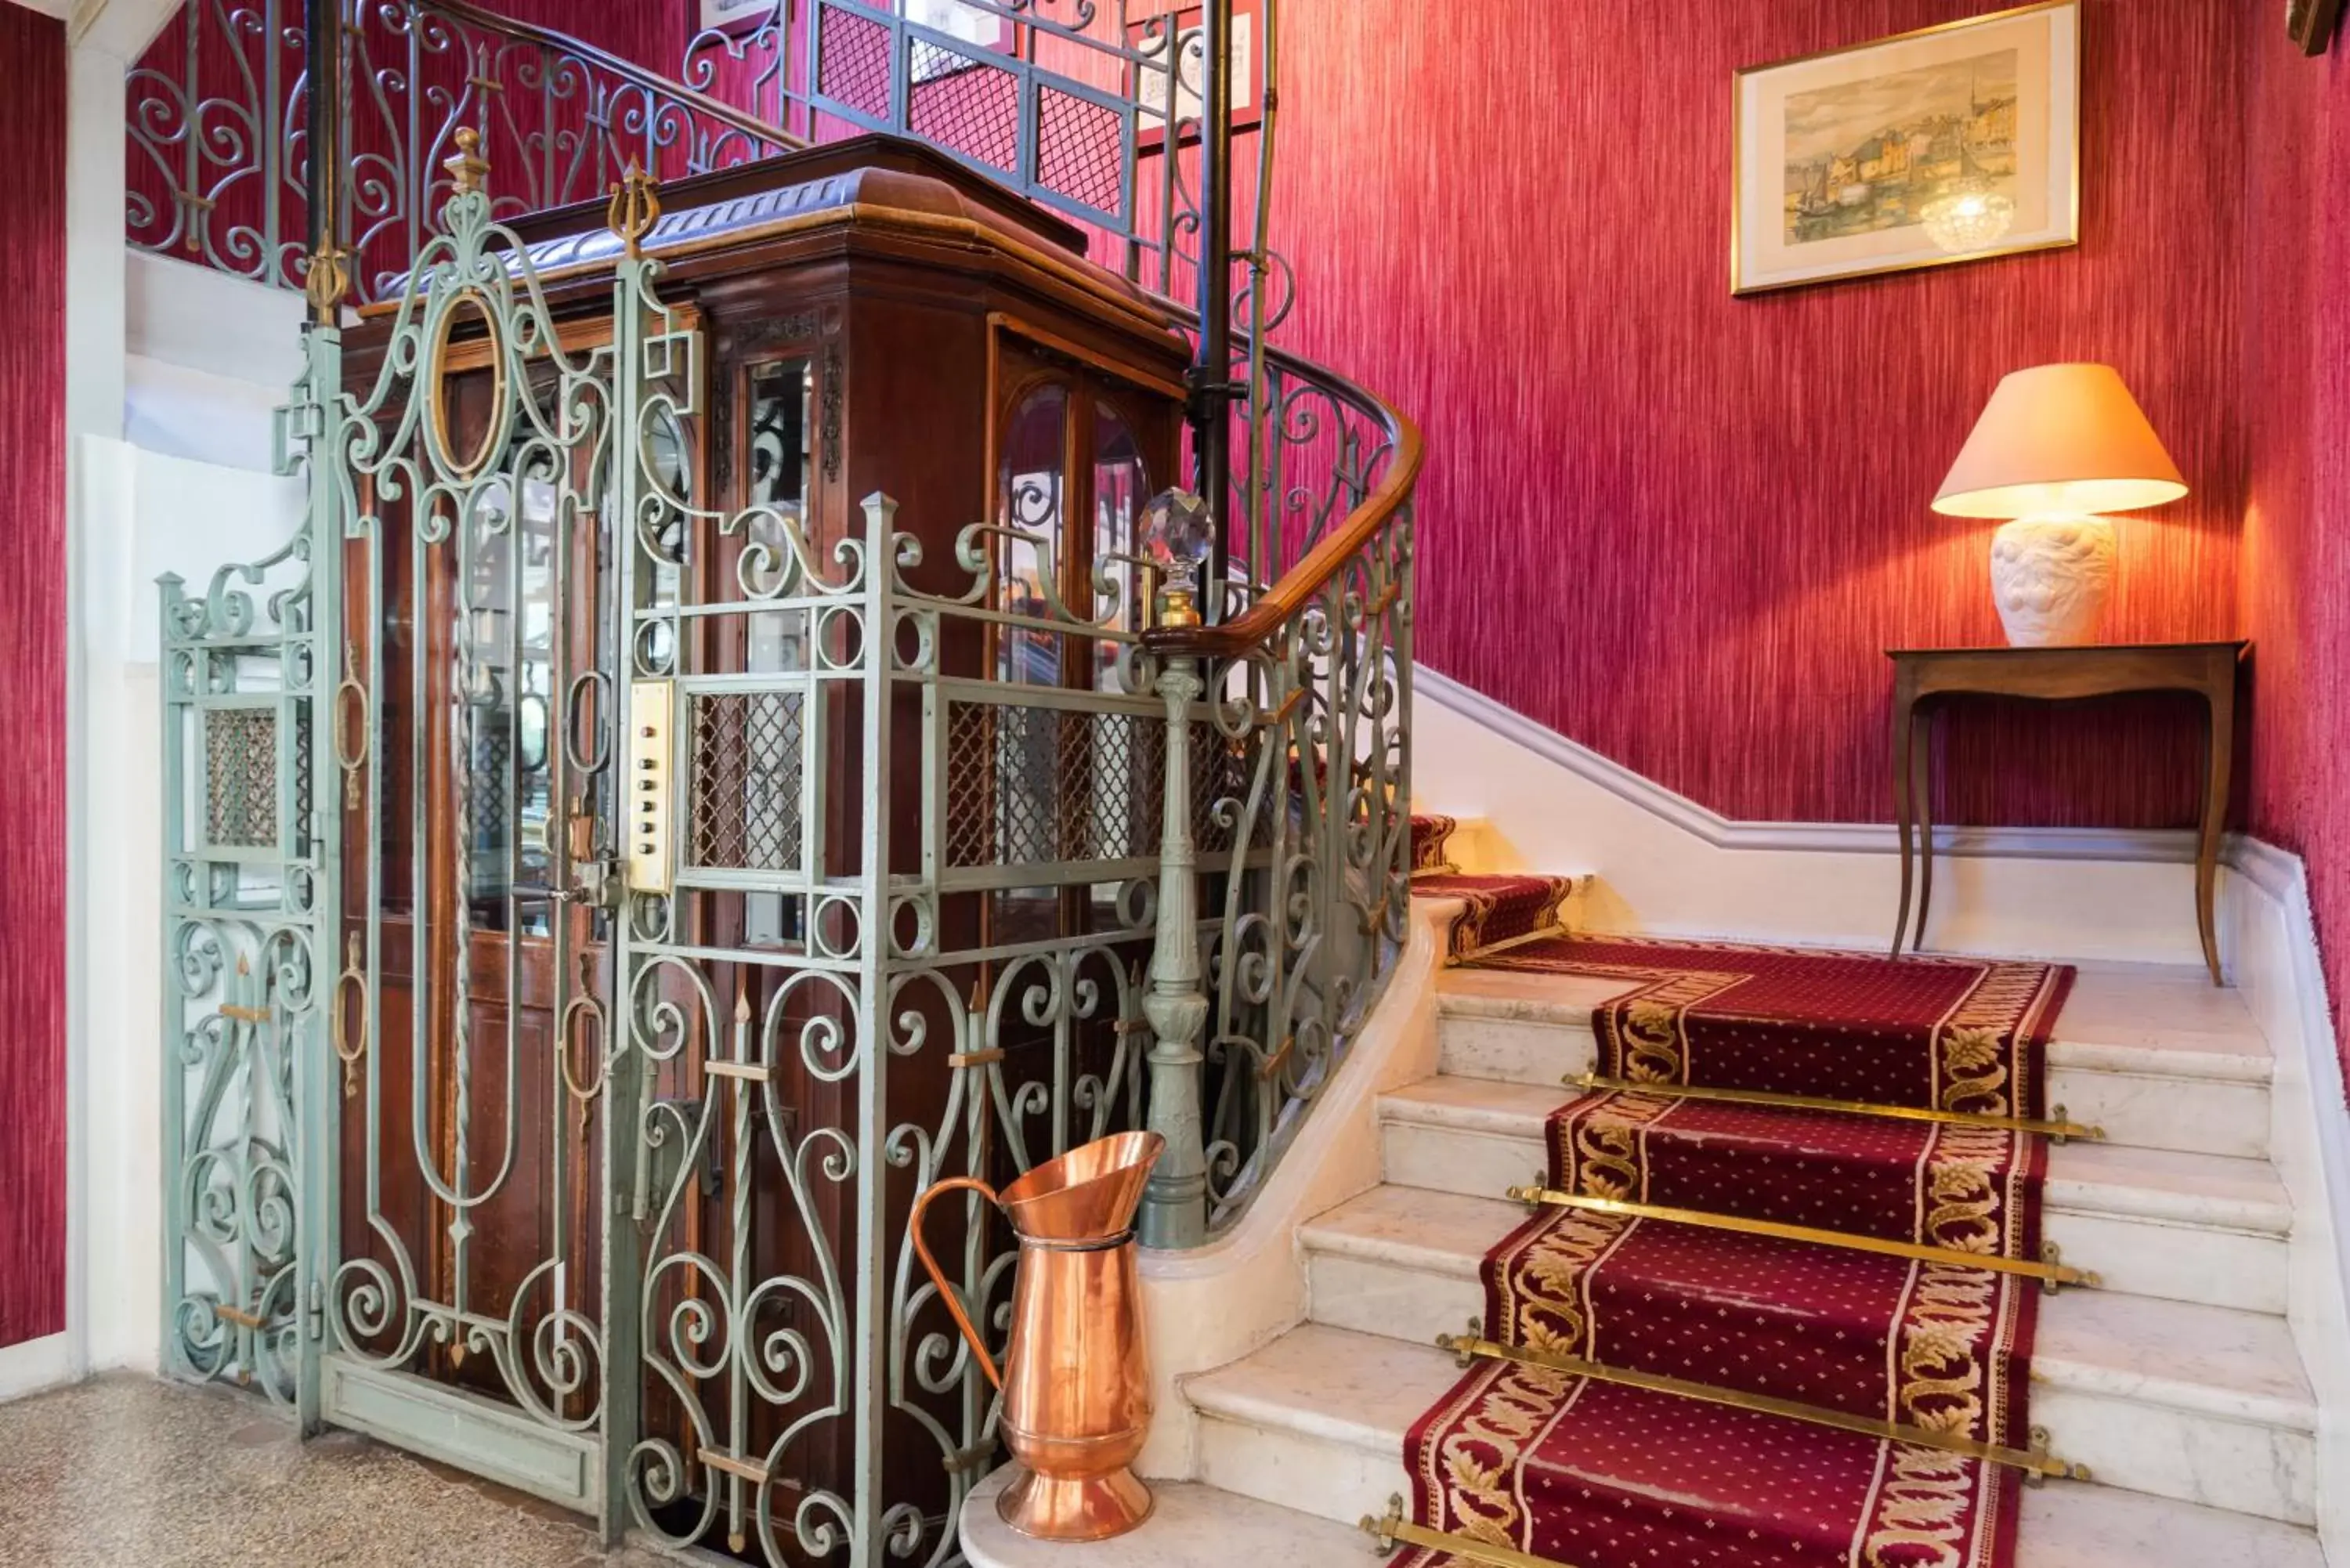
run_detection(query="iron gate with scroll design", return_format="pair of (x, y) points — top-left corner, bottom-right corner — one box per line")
(159, 493), (334, 1424)
(161, 167), (1195, 1567)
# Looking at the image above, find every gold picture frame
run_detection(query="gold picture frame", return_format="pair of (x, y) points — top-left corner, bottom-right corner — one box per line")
(2290, 0), (2347, 54)
(1732, 1), (2080, 296)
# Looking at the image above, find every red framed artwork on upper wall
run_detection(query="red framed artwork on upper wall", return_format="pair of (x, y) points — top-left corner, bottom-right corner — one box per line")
(1129, 0), (1265, 152)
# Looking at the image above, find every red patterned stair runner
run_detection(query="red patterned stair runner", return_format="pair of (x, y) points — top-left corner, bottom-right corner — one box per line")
(1408, 815), (1576, 960)
(1412, 813), (1462, 873)
(1381, 935), (2077, 1568)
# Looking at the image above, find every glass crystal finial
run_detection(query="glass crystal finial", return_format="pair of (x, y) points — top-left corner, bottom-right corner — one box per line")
(1141, 489), (1213, 583)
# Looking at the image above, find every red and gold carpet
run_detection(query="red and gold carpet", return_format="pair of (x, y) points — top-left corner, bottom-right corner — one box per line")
(1405, 814), (1577, 959)
(1388, 915), (2077, 1568)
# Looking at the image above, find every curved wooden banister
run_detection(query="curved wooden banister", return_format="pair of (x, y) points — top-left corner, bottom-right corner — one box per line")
(1141, 349), (1423, 660)
(418, 0), (812, 157)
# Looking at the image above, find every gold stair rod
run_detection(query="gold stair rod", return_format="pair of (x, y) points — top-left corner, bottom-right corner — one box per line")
(1438, 1329), (2088, 1482)
(1567, 1071), (2104, 1143)
(1506, 1186), (2099, 1292)
(1360, 1497), (1583, 1568)
(1446, 919), (1571, 969)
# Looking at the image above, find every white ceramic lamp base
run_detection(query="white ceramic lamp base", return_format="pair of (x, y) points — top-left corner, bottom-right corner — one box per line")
(1988, 516), (2117, 646)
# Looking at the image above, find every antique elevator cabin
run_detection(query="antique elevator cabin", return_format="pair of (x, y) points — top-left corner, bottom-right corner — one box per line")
(163, 132), (1195, 1564)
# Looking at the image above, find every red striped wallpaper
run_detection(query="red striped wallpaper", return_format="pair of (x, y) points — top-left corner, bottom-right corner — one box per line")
(0, 4), (68, 1353)
(1272, 0), (2246, 829)
(2240, 29), (2350, 1053)
(129, 6), (2347, 1057)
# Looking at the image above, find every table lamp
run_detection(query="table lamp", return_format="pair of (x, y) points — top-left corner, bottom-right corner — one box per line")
(1932, 363), (2188, 646)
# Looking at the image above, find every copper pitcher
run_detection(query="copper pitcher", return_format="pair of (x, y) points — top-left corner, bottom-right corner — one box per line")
(912, 1130), (1162, 1541)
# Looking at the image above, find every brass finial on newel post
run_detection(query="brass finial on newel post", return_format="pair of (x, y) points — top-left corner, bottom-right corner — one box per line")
(443, 125), (489, 199)
(607, 162), (660, 260)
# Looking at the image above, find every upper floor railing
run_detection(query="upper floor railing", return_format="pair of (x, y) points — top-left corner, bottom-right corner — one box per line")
(129, 0), (1246, 308)
(129, 0), (1408, 1250)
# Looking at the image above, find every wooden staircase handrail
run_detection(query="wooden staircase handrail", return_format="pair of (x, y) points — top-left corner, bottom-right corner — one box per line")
(1141, 345), (1423, 661)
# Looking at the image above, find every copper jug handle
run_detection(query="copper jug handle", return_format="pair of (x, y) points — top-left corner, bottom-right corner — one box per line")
(909, 1175), (1003, 1391)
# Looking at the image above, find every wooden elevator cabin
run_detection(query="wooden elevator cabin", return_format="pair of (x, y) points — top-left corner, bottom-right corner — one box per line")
(333, 134), (1191, 1552)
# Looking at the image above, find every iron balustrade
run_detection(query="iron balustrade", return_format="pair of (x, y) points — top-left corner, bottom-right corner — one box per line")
(128, 0), (1231, 304)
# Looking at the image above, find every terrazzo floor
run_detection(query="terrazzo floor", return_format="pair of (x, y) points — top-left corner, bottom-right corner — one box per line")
(0, 1375), (678, 1567)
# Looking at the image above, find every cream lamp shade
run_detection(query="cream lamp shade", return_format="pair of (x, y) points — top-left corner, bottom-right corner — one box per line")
(1932, 363), (2186, 647)
(1933, 363), (2187, 520)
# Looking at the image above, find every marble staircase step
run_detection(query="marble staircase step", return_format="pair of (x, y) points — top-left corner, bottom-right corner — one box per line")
(959, 1455), (2328, 1568)
(1180, 1322), (2321, 1553)
(1435, 961), (2275, 1160)
(1377, 1075), (2293, 1314)
(1299, 1186), (2319, 1525)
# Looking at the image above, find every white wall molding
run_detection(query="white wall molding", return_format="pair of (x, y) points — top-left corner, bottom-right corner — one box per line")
(1413, 666), (2216, 966)
(1416, 666), (2198, 865)
(2218, 836), (2350, 1560)
(50, 23), (132, 1397)
(128, 249), (306, 391)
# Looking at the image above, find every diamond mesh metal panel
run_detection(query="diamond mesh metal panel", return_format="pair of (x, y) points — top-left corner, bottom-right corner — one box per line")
(205, 709), (280, 848)
(908, 45), (1018, 174)
(946, 702), (1242, 868)
(818, 3), (892, 121)
(467, 718), (512, 844)
(689, 690), (807, 872)
(1037, 87), (1123, 217)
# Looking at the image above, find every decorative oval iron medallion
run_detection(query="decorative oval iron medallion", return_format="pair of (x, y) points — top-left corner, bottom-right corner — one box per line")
(424, 286), (510, 482)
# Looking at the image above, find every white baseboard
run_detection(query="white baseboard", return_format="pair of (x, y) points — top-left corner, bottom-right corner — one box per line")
(1413, 666), (2214, 967)
(0, 1333), (80, 1404)
(2222, 840), (2350, 1562)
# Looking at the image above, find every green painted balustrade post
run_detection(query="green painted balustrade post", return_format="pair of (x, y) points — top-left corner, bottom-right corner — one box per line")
(1139, 656), (1210, 1249)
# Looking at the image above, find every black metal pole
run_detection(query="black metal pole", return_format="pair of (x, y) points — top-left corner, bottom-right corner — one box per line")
(1190, 0), (1236, 612)
(305, 0), (345, 294)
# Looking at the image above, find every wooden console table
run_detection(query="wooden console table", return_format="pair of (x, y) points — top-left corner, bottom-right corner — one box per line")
(1888, 641), (2247, 985)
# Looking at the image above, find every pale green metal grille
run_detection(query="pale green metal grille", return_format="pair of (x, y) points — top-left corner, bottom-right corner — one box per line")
(685, 689), (804, 872)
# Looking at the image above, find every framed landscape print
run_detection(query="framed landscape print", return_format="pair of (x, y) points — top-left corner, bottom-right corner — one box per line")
(1732, 1), (2080, 295)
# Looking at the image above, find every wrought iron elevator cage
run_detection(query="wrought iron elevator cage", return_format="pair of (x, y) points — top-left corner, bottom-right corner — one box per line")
(154, 5), (1418, 1564)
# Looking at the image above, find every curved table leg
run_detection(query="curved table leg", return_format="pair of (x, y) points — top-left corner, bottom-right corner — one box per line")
(1911, 707), (1934, 954)
(1892, 690), (1915, 958)
(2196, 689), (2231, 985)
